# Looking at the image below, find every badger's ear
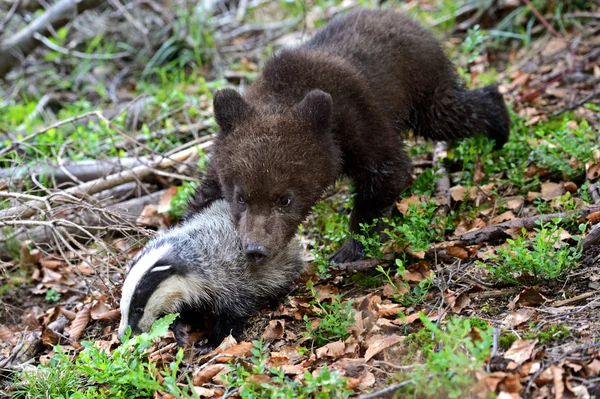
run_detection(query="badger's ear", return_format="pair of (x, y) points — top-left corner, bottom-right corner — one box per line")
(296, 90), (333, 134)
(213, 88), (250, 135)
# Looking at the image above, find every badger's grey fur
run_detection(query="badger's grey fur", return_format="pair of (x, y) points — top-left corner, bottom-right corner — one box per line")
(118, 199), (305, 347)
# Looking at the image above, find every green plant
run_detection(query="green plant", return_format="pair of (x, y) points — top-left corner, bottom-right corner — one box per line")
(478, 219), (585, 284)
(10, 314), (197, 399)
(401, 315), (494, 398)
(404, 167), (439, 198)
(169, 181), (199, 219)
(45, 289), (61, 303)
(461, 24), (489, 63)
(356, 200), (445, 259)
(226, 340), (352, 399)
(377, 259), (433, 307)
(303, 281), (355, 346)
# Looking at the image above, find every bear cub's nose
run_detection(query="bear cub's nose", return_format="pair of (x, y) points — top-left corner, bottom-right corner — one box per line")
(245, 243), (269, 264)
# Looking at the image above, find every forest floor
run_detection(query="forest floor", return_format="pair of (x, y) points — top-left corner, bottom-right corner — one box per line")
(0, 0), (599, 398)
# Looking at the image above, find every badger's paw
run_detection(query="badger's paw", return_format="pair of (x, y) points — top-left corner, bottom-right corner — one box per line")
(330, 238), (365, 264)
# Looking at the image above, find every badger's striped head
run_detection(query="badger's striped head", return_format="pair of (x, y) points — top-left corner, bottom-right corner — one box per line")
(118, 241), (208, 337)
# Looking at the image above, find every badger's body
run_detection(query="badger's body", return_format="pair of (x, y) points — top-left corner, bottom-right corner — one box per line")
(118, 199), (305, 347)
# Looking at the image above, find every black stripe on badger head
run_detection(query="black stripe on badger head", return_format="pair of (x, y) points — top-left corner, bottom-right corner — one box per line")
(127, 256), (181, 333)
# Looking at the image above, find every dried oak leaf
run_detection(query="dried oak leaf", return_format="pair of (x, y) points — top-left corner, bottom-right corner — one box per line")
(541, 182), (565, 201)
(69, 306), (91, 342)
(504, 339), (536, 367)
(502, 308), (535, 328)
(157, 186), (178, 214)
(316, 340), (345, 359)
(515, 288), (548, 307)
(364, 334), (404, 362)
(192, 364), (225, 386)
(262, 320), (285, 342)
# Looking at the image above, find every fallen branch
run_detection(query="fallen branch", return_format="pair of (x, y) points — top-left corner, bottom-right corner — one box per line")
(553, 292), (597, 307)
(0, 190), (164, 260)
(451, 205), (600, 246)
(0, 141), (211, 221)
(0, 0), (103, 78)
(1, 156), (162, 185)
(581, 223), (600, 251)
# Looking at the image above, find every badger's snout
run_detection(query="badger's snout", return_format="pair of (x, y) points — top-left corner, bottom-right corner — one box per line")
(245, 242), (269, 264)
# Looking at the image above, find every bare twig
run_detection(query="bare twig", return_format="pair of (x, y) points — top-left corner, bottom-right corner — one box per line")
(0, 142), (209, 221)
(33, 31), (130, 60)
(0, 0), (103, 78)
(550, 91), (599, 117)
(0, 190), (163, 260)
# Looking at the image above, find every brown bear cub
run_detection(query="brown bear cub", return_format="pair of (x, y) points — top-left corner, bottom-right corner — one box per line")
(187, 9), (510, 264)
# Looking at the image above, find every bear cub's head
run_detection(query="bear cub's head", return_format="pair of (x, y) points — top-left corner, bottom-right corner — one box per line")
(211, 88), (342, 265)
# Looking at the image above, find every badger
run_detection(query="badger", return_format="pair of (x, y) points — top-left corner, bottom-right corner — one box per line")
(118, 199), (306, 347)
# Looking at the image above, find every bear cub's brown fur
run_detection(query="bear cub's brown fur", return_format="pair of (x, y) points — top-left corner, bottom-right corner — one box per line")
(187, 9), (510, 264)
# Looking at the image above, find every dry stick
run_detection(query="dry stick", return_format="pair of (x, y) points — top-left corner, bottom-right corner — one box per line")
(0, 0), (103, 78)
(450, 204), (600, 246)
(550, 91), (599, 117)
(581, 223), (600, 251)
(433, 141), (450, 216)
(0, 190), (163, 260)
(33, 31), (130, 60)
(553, 292), (596, 307)
(0, 142), (211, 221)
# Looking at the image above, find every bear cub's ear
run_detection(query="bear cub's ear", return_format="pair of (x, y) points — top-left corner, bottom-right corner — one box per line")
(213, 88), (250, 134)
(296, 90), (333, 134)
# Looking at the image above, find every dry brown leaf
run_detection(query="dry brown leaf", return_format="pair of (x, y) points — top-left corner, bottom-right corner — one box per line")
(364, 334), (403, 362)
(450, 185), (469, 202)
(504, 196), (524, 212)
(262, 320), (285, 341)
(503, 308), (535, 328)
(490, 211), (515, 225)
(90, 301), (112, 321)
(69, 306), (91, 342)
(501, 373), (523, 394)
(541, 182), (565, 201)
(585, 359), (600, 376)
(504, 339), (536, 366)
(375, 303), (404, 318)
(552, 365), (565, 399)
(391, 312), (421, 325)
(445, 245), (470, 260)
(396, 195), (421, 214)
(0, 325), (16, 344)
(516, 288), (548, 307)
(405, 261), (432, 283)
(280, 364), (305, 375)
(586, 211), (600, 225)
(313, 285), (339, 302)
(192, 387), (215, 398)
(382, 282), (408, 297)
(216, 341), (253, 362)
(157, 186), (178, 214)
(192, 364), (225, 386)
(316, 340), (345, 359)
(358, 369), (376, 390)
(587, 162), (600, 180)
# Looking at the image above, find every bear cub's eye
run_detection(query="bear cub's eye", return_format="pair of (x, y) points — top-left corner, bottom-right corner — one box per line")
(237, 195), (245, 205)
(279, 196), (292, 207)
(134, 307), (144, 315)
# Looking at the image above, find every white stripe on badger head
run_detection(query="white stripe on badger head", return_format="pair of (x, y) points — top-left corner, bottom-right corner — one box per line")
(151, 265), (172, 273)
(118, 244), (173, 336)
